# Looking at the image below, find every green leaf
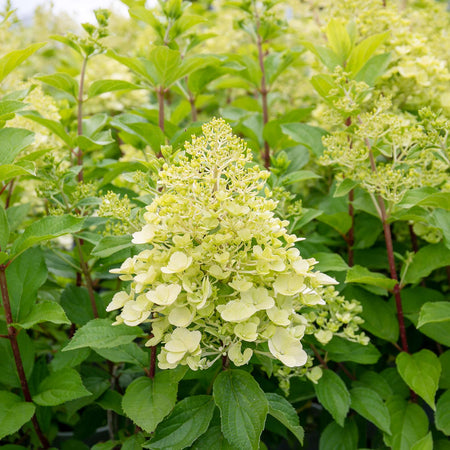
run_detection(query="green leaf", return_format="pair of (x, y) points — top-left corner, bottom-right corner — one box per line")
(0, 391), (35, 440)
(350, 386), (391, 434)
(345, 265), (397, 290)
(32, 368), (91, 406)
(416, 192), (450, 210)
(354, 52), (391, 86)
(122, 369), (186, 433)
(281, 123), (328, 156)
(347, 32), (389, 76)
(76, 130), (114, 151)
(0, 99), (26, 119)
(50, 34), (82, 54)
(302, 41), (341, 71)
(93, 343), (148, 367)
(265, 393), (304, 444)
(343, 286), (398, 342)
(313, 252), (349, 272)
(16, 301), (70, 329)
(191, 426), (235, 450)
(417, 302), (450, 346)
(280, 170), (320, 186)
(385, 396), (429, 450)
(314, 369), (350, 427)
(63, 318), (144, 351)
(396, 350), (441, 409)
(97, 390), (124, 416)
(91, 235), (133, 258)
(319, 418), (358, 450)
(37, 72), (79, 99)
(144, 396), (215, 449)
(0, 128), (34, 165)
(106, 50), (154, 84)
(0, 326), (34, 388)
(0, 42), (45, 83)
(0, 252), (8, 264)
(0, 204), (9, 250)
(439, 351), (450, 390)
(411, 432), (433, 450)
(325, 19), (352, 64)
(323, 337), (381, 364)
(60, 285), (101, 325)
(317, 212), (352, 235)
(87, 79), (142, 98)
(11, 215), (84, 257)
(213, 369), (268, 450)
(22, 111), (72, 146)
(354, 371), (393, 400)
(403, 244), (450, 285)
(436, 390), (450, 436)
(6, 247), (47, 321)
(400, 287), (444, 325)
(380, 368), (410, 399)
(50, 347), (91, 372)
(0, 163), (35, 183)
(334, 178), (358, 197)
(310, 73), (336, 99)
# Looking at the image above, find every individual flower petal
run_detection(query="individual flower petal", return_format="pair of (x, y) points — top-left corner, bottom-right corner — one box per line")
(306, 366), (323, 384)
(228, 342), (253, 366)
(314, 272), (339, 285)
(106, 291), (130, 312)
(268, 327), (308, 367)
(217, 300), (257, 322)
(302, 288), (325, 306)
(132, 224), (156, 244)
(229, 277), (253, 292)
(267, 306), (291, 326)
(314, 330), (333, 345)
(273, 274), (305, 296)
(120, 301), (151, 326)
(146, 283), (181, 306)
(168, 306), (194, 327)
(292, 259), (310, 275)
(234, 318), (259, 342)
(161, 252), (193, 274)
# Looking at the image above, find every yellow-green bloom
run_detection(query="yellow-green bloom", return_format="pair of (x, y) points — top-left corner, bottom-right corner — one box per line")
(109, 119), (366, 371)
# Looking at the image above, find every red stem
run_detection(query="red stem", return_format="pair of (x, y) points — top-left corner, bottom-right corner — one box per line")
(379, 196), (409, 353)
(75, 237), (98, 318)
(0, 266), (49, 448)
(408, 224), (419, 253)
(149, 345), (157, 378)
(310, 344), (328, 369)
(359, 116), (411, 354)
(189, 96), (197, 122)
(5, 179), (15, 209)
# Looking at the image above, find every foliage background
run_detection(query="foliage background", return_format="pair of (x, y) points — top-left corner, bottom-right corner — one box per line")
(0, 0), (449, 449)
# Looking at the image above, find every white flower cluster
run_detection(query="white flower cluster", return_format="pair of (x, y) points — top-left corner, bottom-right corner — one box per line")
(108, 118), (340, 370)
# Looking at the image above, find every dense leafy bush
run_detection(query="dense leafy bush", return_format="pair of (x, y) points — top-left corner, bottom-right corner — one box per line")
(0, 0), (449, 448)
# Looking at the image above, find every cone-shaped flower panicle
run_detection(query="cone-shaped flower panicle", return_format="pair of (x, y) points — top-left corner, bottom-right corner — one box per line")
(109, 119), (366, 370)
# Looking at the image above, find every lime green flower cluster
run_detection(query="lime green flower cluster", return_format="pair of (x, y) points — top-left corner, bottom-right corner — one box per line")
(320, 0), (450, 112)
(108, 118), (345, 370)
(98, 191), (138, 236)
(321, 95), (449, 204)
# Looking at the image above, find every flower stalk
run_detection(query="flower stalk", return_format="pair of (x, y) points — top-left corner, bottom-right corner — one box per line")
(0, 265), (50, 449)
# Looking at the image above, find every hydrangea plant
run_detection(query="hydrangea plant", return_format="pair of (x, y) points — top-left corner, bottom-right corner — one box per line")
(107, 118), (365, 371)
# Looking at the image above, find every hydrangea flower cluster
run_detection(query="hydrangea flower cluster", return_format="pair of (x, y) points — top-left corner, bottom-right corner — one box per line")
(107, 118), (347, 370)
(321, 95), (449, 204)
